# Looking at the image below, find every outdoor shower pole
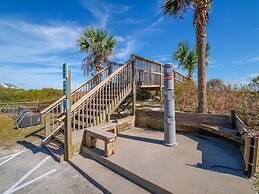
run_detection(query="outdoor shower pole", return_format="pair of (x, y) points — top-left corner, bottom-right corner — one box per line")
(164, 63), (177, 147)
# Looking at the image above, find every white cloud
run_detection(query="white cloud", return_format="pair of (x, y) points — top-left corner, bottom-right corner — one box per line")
(114, 40), (136, 60)
(0, 18), (82, 65)
(232, 55), (259, 64)
(114, 36), (126, 42)
(80, 0), (131, 28)
(247, 56), (259, 63)
(150, 17), (164, 28)
(0, 65), (62, 89)
(153, 54), (171, 63)
(224, 73), (259, 86)
(144, 17), (164, 32)
(0, 18), (88, 89)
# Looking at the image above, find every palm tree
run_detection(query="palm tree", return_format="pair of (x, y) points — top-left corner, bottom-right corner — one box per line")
(162, 0), (212, 113)
(174, 41), (210, 80)
(78, 27), (116, 75)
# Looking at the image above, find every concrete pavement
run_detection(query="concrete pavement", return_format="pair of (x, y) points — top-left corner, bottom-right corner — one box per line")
(0, 145), (102, 194)
(86, 127), (256, 194)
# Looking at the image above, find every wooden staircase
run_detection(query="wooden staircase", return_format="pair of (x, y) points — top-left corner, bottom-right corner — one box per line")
(40, 55), (187, 162)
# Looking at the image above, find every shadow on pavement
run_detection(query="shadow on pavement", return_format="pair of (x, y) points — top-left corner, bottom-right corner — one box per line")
(186, 133), (245, 177)
(118, 133), (163, 145)
(16, 140), (52, 157)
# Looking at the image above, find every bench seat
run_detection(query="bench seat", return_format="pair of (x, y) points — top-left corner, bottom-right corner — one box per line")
(86, 127), (117, 157)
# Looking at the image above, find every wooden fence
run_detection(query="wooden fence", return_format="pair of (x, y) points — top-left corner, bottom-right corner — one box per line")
(0, 101), (53, 116)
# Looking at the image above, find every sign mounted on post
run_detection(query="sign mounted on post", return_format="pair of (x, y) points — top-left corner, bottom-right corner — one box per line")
(63, 63), (69, 110)
(63, 63), (68, 79)
(164, 63), (177, 147)
(164, 74), (172, 80)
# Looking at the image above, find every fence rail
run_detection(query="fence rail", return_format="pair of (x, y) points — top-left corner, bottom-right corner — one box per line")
(0, 101), (53, 116)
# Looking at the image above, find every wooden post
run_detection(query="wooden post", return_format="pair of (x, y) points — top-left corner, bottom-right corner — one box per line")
(36, 99), (39, 112)
(231, 109), (236, 128)
(108, 63), (112, 76)
(160, 64), (163, 101)
(45, 114), (50, 137)
(253, 137), (259, 174)
(244, 135), (252, 172)
(64, 70), (72, 161)
(131, 55), (136, 117)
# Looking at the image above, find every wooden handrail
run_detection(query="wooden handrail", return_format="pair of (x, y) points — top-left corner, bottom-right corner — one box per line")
(133, 54), (164, 67)
(173, 70), (187, 80)
(40, 65), (110, 115)
(133, 54), (187, 80)
(71, 59), (134, 112)
(71, 66), (109, 94)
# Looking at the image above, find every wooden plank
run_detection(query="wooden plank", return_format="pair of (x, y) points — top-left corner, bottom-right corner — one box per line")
(244, 136), (252, 172)
(160, 64), (163, 101)
(235, 115), (246, 135)
(45, 113), (50, 137)
(198, 124), (240, 143)
(86, 128), (116, 141)
(231, 109), (236, 128)
(43, 140), (64, 162)
(254, 137), (259, 174)
(131, 55), (136, 117)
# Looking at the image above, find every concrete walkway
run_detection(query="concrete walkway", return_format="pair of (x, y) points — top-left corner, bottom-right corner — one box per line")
(87, 127), (256, 194)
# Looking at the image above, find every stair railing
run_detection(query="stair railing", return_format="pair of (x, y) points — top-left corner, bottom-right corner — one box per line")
(70, 59), (134, 131)
(41, 64), (113, 137)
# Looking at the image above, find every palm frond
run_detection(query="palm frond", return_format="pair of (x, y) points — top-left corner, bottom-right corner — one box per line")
(78, 26), (116, 75)
(162, 0), (192, 18)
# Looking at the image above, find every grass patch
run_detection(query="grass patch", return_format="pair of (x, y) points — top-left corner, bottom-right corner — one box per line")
(252, 173), (259, 192)
(0, 114), (45, 149)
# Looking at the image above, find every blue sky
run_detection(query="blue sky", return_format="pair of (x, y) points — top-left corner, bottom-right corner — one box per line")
(0, 0), (258, 89)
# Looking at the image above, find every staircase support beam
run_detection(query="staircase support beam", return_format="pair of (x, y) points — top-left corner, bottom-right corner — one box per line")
(131, 55), (136, 118)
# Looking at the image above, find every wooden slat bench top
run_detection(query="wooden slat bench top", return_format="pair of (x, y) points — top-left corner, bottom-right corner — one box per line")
(86, 128), (116, 141)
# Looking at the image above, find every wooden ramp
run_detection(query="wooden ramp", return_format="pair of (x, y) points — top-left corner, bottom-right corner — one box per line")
(198, 124), (240, 143)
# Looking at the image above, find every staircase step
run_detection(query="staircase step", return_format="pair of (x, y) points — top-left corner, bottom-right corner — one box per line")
(69, 153), (149, 194)
(53, 132), (65, 144)
(43, 139), (64, 162)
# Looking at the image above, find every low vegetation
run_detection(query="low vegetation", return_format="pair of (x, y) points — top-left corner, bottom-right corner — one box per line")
(137, 76), (259, 133)
(174, 78), (259, 133)
(0, 115), (44, 149)
(0, 88), (62, 103)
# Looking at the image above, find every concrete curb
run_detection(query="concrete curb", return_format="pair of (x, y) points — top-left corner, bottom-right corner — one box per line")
(68, 160), (112, 194)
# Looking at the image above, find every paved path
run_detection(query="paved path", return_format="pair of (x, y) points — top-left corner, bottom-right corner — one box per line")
(0, 145), (102, 194)
(98, 127), (256, 194)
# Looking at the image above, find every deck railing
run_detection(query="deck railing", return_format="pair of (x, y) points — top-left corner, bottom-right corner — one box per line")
(133, 55), (187, 88)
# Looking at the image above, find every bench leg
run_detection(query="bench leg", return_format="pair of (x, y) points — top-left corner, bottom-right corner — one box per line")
(86, 134), (97, 148)
(105, 141), (115, 157)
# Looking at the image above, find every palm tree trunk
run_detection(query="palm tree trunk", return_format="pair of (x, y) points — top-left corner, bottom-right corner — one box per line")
(195, 0), (208, 113)
(188, 69), (193, 80)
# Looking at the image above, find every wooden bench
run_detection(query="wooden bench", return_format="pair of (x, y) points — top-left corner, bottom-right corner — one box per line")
(85, 127), (117, 157)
